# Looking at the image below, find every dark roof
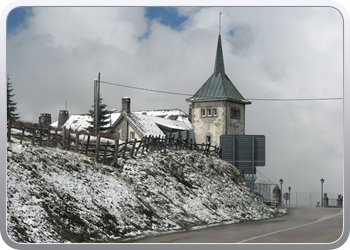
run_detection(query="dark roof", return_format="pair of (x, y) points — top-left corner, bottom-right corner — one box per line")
(186, 35), (251, 104)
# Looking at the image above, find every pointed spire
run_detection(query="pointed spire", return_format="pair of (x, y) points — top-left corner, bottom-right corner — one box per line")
(186, 13), (251, 105)
(214, 35), (225, 76)
(219, 12), (222, 35)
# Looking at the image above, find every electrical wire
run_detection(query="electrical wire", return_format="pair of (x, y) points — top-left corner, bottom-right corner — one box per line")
(100, 80), (343, 101)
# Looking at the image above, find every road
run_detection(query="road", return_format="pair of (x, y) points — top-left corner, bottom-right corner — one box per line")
(134, 207), (343, 243)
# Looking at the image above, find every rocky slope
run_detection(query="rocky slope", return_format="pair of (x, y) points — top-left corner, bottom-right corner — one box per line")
(7, 142), (281, 243)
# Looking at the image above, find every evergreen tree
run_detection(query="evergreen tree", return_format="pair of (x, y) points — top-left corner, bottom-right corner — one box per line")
(87, 96), (110, 133)
(7, 75), (20, 120)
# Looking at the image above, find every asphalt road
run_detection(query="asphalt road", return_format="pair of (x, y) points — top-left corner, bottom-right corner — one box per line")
(135, 207), (343, 243)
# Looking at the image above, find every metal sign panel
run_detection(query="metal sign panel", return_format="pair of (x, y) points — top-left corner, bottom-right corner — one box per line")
(220, 135), (266, 174)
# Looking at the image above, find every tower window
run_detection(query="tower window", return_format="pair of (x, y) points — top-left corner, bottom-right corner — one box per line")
(207, 108), (212, 116)
(206, 135), (211, 144)
(201, 109), (206, 116)
(213, 108), (217, 116)
(130, 132), (135, 140)
(230, 107), (241, 120)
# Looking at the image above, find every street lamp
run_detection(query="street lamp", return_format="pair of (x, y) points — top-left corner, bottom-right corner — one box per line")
(288, 186), (291, 207)
(279, 178), (284, 207)
(320, 178), (324, 207)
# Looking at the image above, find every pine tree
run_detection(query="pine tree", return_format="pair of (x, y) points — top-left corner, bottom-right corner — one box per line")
(7, 75), (20, 120)
(87, 96), (110, 133)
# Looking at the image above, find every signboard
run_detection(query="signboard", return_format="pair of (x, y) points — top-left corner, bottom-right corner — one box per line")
(220, 135), (266, 174)
(283, 192), (290, 201)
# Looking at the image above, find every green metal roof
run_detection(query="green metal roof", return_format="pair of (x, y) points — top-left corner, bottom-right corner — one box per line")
(187, 35), (251, 104)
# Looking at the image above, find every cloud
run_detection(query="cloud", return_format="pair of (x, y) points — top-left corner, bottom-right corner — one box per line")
(6, 6), (343, 199)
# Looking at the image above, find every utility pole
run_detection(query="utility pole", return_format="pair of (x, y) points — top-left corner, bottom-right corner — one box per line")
(94, 72), (101, 133)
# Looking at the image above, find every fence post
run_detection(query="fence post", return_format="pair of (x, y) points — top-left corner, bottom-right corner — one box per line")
(150, 136), (154, 152)
(32, 124), (37, 146)
(62, 126), (66, 149)
(123, 140), (128, 158)
(164, 135), (167, 154)
(75, 131), (80, 153)
(103, 141), (109, 164)
(155, 136), (160, 152)
(67, 132), (71, 150)
(20, 123), (25, 144)
(39, 123), (43, 146)
(47, 126), (51, 147)
(80, 134), (85, 153)
(85, 134), (90, 155)
(206, 143), (210, 157)
(154, 136), (157, 151)
(141, 136), (146, 154)
(7, 118), (12, 142)
(135, 138), (142, 156)
(145, 136), (150, 152)
(54, 128), (58, 147)
(94, 135), (101, 161)
(171, 136), (175, 150)
(131, 138), (137, 158)
(113, 139), (119, 166)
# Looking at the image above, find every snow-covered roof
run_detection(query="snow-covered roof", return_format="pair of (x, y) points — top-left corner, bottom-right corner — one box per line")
(122, 111), (192, 137)
(50, 112), (121, 132)
(61, 114), (92, 131)
(125, 113), (165, 137)
(134, 109), (188, 119)
(50, 109), (191, 136)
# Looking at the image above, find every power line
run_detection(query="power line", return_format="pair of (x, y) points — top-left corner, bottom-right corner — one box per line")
(246, 98), (343, 101)
(100, 80), (191, 96)
(100, 80), (343, 101)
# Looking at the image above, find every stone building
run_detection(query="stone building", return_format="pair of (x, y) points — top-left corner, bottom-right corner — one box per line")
(186, 35), (251, 146)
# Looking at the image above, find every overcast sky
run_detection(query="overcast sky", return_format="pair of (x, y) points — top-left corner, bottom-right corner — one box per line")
(6, 6), (344, 202)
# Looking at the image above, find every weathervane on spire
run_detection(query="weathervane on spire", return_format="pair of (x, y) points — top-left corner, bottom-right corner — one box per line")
(219, 12), (222, 35)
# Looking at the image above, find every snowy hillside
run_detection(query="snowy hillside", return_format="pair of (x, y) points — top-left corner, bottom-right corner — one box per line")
(7, 142), (282, 243)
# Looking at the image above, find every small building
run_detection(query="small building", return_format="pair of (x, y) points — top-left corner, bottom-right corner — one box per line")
(244, 170), (275, 200)
(110, 97), (193, 142)
(186, 34), (251, 146)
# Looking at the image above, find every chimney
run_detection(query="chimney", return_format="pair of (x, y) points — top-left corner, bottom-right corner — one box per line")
(58, 110), (69, 126)
(188, 104), (192, 123)
(39, 113), (51, 125)
(121, 97), (131, 114)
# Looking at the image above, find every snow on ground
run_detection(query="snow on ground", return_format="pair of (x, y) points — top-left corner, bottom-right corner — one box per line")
(7, 141), (283, 243)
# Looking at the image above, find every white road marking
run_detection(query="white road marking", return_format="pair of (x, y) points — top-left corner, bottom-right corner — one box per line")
(238, 210), (343, 243)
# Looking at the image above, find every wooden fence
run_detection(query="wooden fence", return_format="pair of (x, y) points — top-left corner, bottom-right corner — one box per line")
(7, 120), (221, 167)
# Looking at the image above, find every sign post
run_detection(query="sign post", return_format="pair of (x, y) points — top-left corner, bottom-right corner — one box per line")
(283, 192), (290, 207)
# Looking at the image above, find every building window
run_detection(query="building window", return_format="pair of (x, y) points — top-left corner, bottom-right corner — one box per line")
(201, 109), (206, 117)
(213, 108), (217, 116)
(206, 135), (211, 144)
(230, 107), (241, 120)
(130, 132), (135, 140)
(116, 131), (121, 139)
(207, 108), (212, 116)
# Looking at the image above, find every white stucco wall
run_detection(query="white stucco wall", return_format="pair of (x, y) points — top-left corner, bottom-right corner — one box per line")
(191, 100), (246, 146)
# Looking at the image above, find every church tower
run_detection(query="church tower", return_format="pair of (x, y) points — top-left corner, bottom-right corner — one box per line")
(186, 33), (251, 146)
